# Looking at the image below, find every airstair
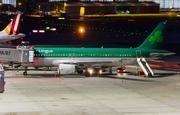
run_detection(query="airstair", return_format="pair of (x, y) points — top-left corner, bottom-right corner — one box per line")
(137, 57), (154, 77)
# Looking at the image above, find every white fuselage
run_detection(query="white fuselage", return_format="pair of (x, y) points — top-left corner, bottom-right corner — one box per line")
(0, 32), (26, 42)
(25, 57), (156, 67)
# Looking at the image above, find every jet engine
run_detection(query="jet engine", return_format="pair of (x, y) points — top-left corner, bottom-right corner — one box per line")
(58, 64), (75, 74)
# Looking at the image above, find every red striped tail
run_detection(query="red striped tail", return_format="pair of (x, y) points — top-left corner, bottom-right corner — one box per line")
(4, 14), (23, 35)
(10, 14), (23, 35)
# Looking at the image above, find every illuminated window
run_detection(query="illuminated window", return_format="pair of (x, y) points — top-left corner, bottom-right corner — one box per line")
(2, 0), (16, 7)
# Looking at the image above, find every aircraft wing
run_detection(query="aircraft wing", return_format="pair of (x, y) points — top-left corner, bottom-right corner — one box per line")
(150, 52), (175, 57)
(52, 60), (115, 67)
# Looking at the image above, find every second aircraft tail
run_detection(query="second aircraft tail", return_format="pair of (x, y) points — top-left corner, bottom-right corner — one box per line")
(2, 14), (23, 35)
(136, 22), (168, 49)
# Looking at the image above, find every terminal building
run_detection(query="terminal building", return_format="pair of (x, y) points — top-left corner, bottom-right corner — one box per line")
(0, 0), (179, 14)
(1, 0), (180, 9)
(37, 1), (159, 14)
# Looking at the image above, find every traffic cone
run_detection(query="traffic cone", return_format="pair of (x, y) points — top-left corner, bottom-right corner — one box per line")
(178, 71), (179, 75)
(55, 74), (56, 78)
(44, 70), (46, 73)
(97, 74), (99, 78)
(121, 78), (123, 82)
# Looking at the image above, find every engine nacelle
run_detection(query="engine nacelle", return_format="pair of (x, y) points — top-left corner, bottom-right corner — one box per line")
(58, 64), (75, 74)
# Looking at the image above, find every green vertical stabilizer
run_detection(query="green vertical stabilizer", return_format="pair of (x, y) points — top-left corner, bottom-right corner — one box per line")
(136, 22), (168, 49)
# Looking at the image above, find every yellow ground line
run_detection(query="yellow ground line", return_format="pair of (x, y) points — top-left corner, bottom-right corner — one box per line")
(16, 75), (19, 77)
(49, 100), (62, 102)
(117, 98), (128, 99)
(2, 102), (14, 103)
(73, 99), (84, 101)
(95, 98), (106, 100)
(139, 97), (150, 98)
(26, 101), (38, 102)
(160, 96), (170, 98)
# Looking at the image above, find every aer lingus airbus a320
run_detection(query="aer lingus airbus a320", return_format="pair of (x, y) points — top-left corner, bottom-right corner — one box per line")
(23, 22), (174, 77)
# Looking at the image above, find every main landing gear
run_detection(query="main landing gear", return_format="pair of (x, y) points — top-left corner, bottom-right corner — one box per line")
(23, 67), (28, 75)
(84, 72), (90, 77)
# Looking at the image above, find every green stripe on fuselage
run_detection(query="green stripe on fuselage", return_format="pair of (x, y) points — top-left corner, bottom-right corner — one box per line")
(34, 47), (170, 58)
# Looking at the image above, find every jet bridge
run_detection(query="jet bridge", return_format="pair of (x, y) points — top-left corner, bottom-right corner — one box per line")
(0, 46), (34, 93)
(0, 46), (34, 64)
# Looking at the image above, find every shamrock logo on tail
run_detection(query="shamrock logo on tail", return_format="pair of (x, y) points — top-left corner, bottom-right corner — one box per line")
(149, 31), (163, 44)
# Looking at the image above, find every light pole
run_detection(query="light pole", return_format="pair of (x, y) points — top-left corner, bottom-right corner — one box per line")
(0, 3), (2, 11)
(39, 5), (40, 11)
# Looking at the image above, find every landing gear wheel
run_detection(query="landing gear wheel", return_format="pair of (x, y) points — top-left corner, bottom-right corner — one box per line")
(23, 72), (27, 75)
(85, 72), (90, 77)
